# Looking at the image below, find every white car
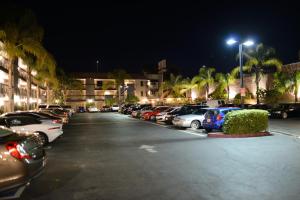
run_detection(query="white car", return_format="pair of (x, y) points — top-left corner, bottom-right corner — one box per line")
(1, 116), (63, 145)
(111, 105), (120, 112)
(156, 107), (181, 122)
(87, 107), (99, 112)
(172, 109), (208, 129)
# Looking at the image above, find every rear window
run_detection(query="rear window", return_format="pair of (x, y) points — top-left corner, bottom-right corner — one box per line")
(39, 105), (47, 108)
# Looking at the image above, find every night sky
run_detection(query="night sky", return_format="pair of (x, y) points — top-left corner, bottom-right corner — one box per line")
(4, 1), (300, 77)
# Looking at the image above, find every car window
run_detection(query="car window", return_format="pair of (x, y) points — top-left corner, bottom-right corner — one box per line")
(39, 105), (47, 108)
(8, 118), (23, 126)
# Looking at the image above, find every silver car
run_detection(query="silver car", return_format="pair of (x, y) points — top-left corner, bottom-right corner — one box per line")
(172, 108), (208, 129)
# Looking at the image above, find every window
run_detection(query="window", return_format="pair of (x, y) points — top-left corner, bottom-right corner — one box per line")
(140, 81), (144, 87)
(97, 81), (103, 88)
(141, 91), (144, 96)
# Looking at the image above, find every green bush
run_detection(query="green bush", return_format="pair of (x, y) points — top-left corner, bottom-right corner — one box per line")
(223, 109), (268, 134)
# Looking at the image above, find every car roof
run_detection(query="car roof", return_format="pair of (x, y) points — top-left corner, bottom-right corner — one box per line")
(205, 107), (241, 111)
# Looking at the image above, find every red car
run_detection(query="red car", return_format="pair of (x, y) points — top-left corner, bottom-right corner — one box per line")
(142, 106), (170, 121)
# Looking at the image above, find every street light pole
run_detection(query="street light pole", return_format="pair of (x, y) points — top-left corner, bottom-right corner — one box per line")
(239, 44), (244, 108)
(96, 60), (99, 72)
(227, 38), (254, 108)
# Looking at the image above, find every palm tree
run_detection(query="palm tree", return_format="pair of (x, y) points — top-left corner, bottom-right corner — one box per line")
(159, 73), (185, 98)
(215, 68), (238, 101)
(275, 71), (300, 103)
(191, 66), (215, 100)
(35, 53), (57, 105)
(0, 10), (47, 111)
(108, 69), (130, 103)
(243, 43), (282, 104)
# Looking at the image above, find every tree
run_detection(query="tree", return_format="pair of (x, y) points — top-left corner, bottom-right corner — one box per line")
(215, 68), (238, 101)
(275, 71), (300, 103)
(243, 43), (282, 104)
(159, 73), (186, 98)
(191, 66), (215, 100)
(108, 69), (130, 104)
(125, 94), (139, 104)
(34, 52), (57, 104)
(54, 68), (83, 105)
(0, 9), (49, 111)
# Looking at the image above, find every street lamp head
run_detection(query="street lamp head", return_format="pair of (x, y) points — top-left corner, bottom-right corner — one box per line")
(226, 38), (237, 45)
(96, 60), (99, 64)
(243, 40), (254, 46)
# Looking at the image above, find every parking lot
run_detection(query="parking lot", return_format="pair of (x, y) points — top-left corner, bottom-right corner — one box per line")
(22, 112), (300, 200)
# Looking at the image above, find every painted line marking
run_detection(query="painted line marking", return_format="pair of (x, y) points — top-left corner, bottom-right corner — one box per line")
(139, 145), (157, 153)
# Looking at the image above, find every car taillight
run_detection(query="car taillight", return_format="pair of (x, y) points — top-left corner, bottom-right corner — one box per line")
(52, 119), (62, 124)
(48, 126), (61, 130)
(5, 142), (31, 160)
(216, 114), (223, 121)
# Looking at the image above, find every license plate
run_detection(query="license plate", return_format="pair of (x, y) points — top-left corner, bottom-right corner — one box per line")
(207, 119), (211, 123)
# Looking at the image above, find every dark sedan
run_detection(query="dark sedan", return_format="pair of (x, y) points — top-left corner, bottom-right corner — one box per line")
(0, 128), (46, 199)
(270, 103), (300, 119)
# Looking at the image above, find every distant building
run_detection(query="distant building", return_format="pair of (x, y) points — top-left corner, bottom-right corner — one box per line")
(66, 72), (161, 108)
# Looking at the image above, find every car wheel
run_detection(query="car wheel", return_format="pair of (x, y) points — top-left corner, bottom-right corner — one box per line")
(191, 120), (201, 130)
(282, 112), (288, 119)
(150, 115), (156, 121)
(36, 132), (49, 146)
(205, 128), (212, 133)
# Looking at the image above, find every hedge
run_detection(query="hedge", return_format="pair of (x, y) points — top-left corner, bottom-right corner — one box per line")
(223, 109), (269, 134)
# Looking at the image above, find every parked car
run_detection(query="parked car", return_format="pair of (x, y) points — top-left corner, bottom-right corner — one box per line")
(0, 116), (63, 145)
(77, 106), (86, 113)
(172, 108), (208, 129)
(87, 107), (99, 113)
(1, 111), (63, 124)
(131, 105), (153, 118)
(156, 107), (181, 122)
(164, 105), (208, 124)
(0, 127), (46, 199)
(142, 106), (170, 121)
(119, 104), (134, 114)
(270, 103), (300, 119)
(42, 109), (69, 124)
(202, 107), (241, 132)
(61, 105), (75, 116)
(111, 105), (120, 112)
(38, 104), (63, 110)
(100, 106), (112, 112)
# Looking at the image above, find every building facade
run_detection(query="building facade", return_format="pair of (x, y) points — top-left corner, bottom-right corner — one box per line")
(66, 72), (161, 109)
(0, 52), (47, 113)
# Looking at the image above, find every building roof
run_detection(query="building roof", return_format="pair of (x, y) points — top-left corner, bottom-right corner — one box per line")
(70, 72), (151, 80)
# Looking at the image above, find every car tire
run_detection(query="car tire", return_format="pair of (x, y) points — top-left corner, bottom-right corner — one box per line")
(205, 128), (212, 133)
(281, 112), (288, 119)
(36, 132), (49, 146)
(191, 120), (201, 130)
(150, 115), (156, 121)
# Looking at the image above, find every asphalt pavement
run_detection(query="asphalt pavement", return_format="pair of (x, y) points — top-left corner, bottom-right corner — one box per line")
(21, 113), (300, 200)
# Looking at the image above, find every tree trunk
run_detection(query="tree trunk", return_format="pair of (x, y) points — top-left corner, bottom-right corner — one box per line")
(26, 68), (31, 110)
(7, 58), (16, 112)
(46, 83), (50, 104)
(255, 72), (260, 104)
(227, 84), (230, 101)
(36, 85), (40, 109)
(206, 84), (209, 100)
(295, 85), (298, 103)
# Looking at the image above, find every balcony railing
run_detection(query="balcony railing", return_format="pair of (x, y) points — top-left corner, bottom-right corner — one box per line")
(0, 83), (8, 96)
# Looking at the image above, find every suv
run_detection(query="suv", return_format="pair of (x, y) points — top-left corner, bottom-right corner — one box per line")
(202, 107), (241, 132)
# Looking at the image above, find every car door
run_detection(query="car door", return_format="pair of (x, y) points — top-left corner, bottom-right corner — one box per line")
(7, 116), (40, 133)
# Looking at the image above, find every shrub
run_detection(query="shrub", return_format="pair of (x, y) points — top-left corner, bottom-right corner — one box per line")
(223, 109), (268, 134)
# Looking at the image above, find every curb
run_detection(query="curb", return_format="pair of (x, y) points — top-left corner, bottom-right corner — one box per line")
(208, 132), (272, 138)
